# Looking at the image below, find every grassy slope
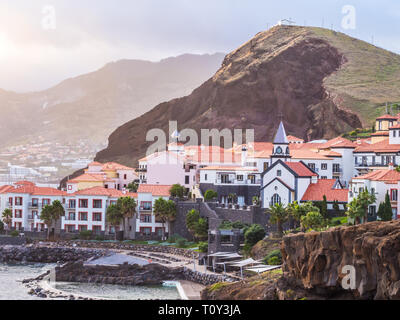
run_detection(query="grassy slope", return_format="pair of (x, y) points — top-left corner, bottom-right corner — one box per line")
(309, 27), (400, 125)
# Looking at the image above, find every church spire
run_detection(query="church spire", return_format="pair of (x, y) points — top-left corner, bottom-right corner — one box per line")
(271, 121), (291, 164)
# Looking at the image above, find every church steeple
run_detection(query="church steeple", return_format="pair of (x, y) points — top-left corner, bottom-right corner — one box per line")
(271, 121), (291, 164)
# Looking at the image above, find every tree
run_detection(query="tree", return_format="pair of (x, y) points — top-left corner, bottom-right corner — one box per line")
(321, 195), (328, 220)
(40, 201), (65, 240)
(127, 182), (139, 193)
(301, 211), (325, 231)
(287, 201), (319, 229)
(154, 198), (176, 240)
(268, 203), (289, 237)
(204, 190), (218, 202)
(228, 193), (238, 204)
(194, 218), (208, 241)
(2, 208), (13, 235)
(358, 188), (376, 223)
(244, 224), (266, 248)
(346, 198), (364, 225)
(170, 184), (186, 199)
(333, 200), (340, 216)
(116, 196), (137, 239)
(378, 193), (393, 221)
(186, 209), (208, 241)
(106, 204), (123, 240)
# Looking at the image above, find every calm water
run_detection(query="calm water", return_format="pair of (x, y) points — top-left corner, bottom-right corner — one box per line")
(0, 263), (181, 300)
(0, 263), (54, 300)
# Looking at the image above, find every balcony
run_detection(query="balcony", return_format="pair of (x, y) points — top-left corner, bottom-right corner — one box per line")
(140, 206), (152, 212)
(332, 168), (343, 174)
(29, 202), (41, 209)
(64, 204), (76, 210)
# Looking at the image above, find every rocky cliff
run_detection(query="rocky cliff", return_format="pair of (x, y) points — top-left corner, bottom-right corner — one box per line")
(94, 25), (400, 167)
(203, 220), (400, 300)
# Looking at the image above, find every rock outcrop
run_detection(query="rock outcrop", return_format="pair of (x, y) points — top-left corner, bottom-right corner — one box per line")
(282, 220), (400, 300)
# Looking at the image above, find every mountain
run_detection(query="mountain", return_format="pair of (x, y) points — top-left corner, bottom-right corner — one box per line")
(0, 53), (226, 147)
(93, 25), (400, 168)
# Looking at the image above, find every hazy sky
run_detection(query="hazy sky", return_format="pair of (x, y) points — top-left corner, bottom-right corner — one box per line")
(1, 0), (399, 92)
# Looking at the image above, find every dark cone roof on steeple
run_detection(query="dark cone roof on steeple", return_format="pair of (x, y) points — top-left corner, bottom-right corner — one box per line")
(274, 121), (289, 144)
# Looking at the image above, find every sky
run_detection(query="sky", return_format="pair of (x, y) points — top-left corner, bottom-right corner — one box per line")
(0, 0), (399, 92)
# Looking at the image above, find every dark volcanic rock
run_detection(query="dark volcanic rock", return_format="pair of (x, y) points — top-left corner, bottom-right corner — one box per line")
(282, 220), (400, 300)
(94, 25), (363, 167)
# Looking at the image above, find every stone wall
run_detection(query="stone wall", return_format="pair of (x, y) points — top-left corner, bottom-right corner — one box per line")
(0, 245), (105, 263)
(0, 236), (26, 246)
(49, 240), (201, 259)
(199, 183), (260, 206)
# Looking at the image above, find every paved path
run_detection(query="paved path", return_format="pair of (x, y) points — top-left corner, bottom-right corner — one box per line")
(85, 253), (149, 266)
(179, 281), (205, 300)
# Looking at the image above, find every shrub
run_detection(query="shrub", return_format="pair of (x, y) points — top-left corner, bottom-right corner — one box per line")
(267, 256), (282, 266)
(176, 238), (187, 248)
(95, 235), (105, 241)
(198, 242), (208, 253)
(170, 184), (186, 198)
(244, 224), (266, 248)
(301, 211), (325, 231)
(168, 233), (183, 243)
(10, 230), (19, 237)
(79, 230), (93, 240)
(263, 250), (282, 265)
(204, 190), (218, 202)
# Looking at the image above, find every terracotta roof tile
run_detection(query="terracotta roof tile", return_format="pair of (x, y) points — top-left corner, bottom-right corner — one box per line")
(286, 162), (318, 177)
(73, 187), (137, 198)
(352, 169), (400, 183)
(137, 185), (172, 197)
(376, 114), (398, 120)
(301, 179), (348, 202)
(354, 139), (400, 153)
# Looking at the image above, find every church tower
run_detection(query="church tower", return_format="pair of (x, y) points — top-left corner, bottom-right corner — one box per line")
(271, 121), (291, 164)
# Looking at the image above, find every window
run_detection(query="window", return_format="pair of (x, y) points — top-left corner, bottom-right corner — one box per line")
(68, 200), (76, 209)
(391, 189), (398, 201)
(333, 164), (340, 173)
(14, 210), (22, 219)
(204, 174), (208, 181)
(369, 206), (376, 217)
(394, 131), (397, 138)
(308, 163), (316, 171)
(321, 163), (328, 170)
(42, 199), (50, 207)
(93, 199), (102, 209)
(140, 214), (152, 223)
(140, 202), (152, 211)
(79, 199), (88, 208)
(32, 198), (39, 207)
(156, 227), (165, 237)
(68, 185), (72, 191)
(321, 176), (328, 180)
(79, 212), (88, 221)
(92, 226), (102, 235)
(67, 213), (76, 221)
(237, 175), (244, 181)
(92, 212), (102, 222)
(371, 188), (375, 195)
(15, 197), (23, 206)
(185, 176), (190, 184)
(124, 174), (127, 180)
(264, 162), (269, 171)
(66, 225), (75, 233)
(79, 225), (88, 232)
(271, 194), (281, 206)
(275, 147), (283, 154)
(277, 170), (282, 177)
(140, 227), (152, 236)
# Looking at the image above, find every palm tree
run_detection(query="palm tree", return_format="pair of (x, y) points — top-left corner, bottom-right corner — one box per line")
(358, 188), (376, 223)
(268, 203), (289, 238)
(39, 201), (65, 240)
(154, 198), (177, 241)
(116, 197), (137, 239)
(127, 182), (139, 193)
(2, 208), (13, 235)
(106, 204), (123, 240)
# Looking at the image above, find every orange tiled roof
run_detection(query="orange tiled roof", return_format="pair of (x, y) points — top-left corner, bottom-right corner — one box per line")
(68, 173), (106, 184)
(301, 179), (348, 202)
(0, 185), (14, 194)
(390, 124), (400, 129)
(286, 162), (318, 177)
(9, 184), (66, 196)
(88, 161), (103, 166)
(287, 135), (304, 142)
(354, 139), (400, 153)
(291, 149), (332, 160)
(15, 181), (35, 186)
(352, 169), (400, 183)
(102, 162), (135, 171)
(319, 137), (355, 149)
(137, 184), (172, 197)
(376, 114), (398, 120)
(73, 187), (137, 198)
(201, 166), (258, 172)
(371, 132), (389, 137)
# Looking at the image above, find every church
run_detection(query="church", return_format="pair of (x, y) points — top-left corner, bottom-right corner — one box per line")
(260, 122), (348, 209)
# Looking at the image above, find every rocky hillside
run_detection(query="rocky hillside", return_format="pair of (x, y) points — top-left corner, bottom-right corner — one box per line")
(203, 220), (400, 300)
(0, 53), (225, 147)
(95, 25), (400, 167)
